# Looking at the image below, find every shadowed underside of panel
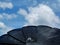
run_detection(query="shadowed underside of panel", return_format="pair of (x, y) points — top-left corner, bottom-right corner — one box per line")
(0, 25), (60, 45)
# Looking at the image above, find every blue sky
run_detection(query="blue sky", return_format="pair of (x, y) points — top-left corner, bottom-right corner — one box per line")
(0, 0), (60, 36)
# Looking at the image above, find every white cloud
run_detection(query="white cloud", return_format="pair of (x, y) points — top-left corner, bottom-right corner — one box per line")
(0, 13), (17, 20)
(18, 9), (28, 16)
(0, 22), (13, 36)
(18, 4), (60, 28)
(0, 2), (13, 10)
(0, 22), (6, 28)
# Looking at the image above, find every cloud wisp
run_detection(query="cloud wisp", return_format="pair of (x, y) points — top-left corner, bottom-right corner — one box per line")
(18, 4), (60, 28)
(0, 13), (17, 36)
(0, 13), (17, 20)
(0, 22), (13, 36)
(0, 2), (13, 10)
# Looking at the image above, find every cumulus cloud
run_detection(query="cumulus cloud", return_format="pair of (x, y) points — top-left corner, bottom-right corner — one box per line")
(18, 4), (60, 28)
(0, 13), (17, 20)
(0, 2), (13, 10)
(0, 22), (13, 36)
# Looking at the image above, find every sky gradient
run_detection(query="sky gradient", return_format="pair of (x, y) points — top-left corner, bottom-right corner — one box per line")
(0, 0), (60, 36)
